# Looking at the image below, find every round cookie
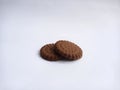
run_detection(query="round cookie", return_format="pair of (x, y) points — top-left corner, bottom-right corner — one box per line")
(55, 40), (82, 60)
(40, 44), (62, 61)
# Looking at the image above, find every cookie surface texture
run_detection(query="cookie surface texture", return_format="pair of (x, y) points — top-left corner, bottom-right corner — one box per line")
(40, 44), (61, 61)
(55, 40), (82, 60)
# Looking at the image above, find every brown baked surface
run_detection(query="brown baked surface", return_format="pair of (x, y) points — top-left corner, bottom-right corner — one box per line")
(55, 40), (82, 60)
(40, 44), (62, 61)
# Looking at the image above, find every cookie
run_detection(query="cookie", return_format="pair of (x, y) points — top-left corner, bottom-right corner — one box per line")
(55, 40), (82, 60)
(40, 44), (62, 61)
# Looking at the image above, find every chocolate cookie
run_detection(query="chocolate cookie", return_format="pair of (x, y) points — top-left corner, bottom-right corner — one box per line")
(40, 44), (62, 61)
(55, 40), (82, 60)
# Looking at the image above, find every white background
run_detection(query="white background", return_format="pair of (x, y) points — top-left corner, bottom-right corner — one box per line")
(0, 0), (120, 90)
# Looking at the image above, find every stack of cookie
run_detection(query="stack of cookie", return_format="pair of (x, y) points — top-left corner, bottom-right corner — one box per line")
(40, 40), (83, 61)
